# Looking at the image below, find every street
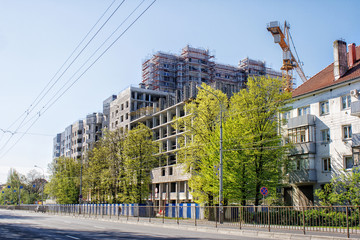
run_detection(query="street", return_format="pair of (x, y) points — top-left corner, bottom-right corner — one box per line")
(0, 209), (270, 239)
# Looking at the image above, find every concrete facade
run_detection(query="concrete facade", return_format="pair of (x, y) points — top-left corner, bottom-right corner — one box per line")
(282, 40), (360, 206)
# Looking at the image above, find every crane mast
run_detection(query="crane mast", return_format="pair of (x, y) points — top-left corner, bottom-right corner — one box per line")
(267, 21), (307, 91)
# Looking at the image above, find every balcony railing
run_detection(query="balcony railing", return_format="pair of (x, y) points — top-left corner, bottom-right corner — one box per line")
(289, 169), (317, 184)
(351, 101), (360, 117)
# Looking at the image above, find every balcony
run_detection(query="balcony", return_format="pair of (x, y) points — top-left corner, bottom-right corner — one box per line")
(351, 101), (360, 117)
(287, 114), (315, 129)
(289, 169), (317, 184)
(290, 142), (316, 155)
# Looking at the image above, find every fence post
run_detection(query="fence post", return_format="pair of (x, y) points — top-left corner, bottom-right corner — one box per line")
(162, 205), (164, 223)
(215, 206), (217, 228)
(268, 206), (270, 232)
(239, 206), (242, 230)
(346, 206), (349, 238)
(127, 205), (129, 221)
(194, 205), (197, 227)
(302, 206), (305, 235)
(178, 205), (180, 225)
(137, 205), (140, 222)
(110, 204), (112, 219)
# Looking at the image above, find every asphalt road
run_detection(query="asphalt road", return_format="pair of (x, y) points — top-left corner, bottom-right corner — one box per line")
(0, 209), (271, 239)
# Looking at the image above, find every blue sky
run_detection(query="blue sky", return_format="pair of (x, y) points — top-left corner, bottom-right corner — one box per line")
(0, 0), (359, 183)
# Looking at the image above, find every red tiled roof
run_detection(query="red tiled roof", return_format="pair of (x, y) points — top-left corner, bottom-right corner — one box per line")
(292, 45), (360, 97)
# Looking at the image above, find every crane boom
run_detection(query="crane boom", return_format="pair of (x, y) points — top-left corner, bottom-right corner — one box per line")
(267, 21), (307, 91)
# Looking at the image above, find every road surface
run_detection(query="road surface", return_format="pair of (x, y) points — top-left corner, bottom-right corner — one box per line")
(0, 209), (271, 239)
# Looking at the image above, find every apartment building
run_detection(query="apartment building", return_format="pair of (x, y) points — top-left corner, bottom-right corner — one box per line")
(282, 40), (360, 206)
(53, 46), (281, 205)
(52, 133), (61, 159)
(142, 45), (281, 95)
(108, 85), (174, 131)
(54, 112), (103, 161)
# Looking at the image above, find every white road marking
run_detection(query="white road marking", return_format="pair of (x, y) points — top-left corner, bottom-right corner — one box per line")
(65, 235), (80, 240)
(93, 225), (105, 229)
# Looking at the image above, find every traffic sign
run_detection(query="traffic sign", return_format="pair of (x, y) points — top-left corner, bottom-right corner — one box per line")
(13, 190), (16, 193)
(20, 186), (23, 189)
(33, 184), (36, 188)
(7, 186), (10, 188)
(260, 187), (268, 196)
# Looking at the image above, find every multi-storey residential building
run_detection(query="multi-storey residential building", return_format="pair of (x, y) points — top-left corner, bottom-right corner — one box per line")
(142, 45), (281, 95)
(102, 95), (117, 132)
(109, 85), (174, 131)
(282, 40), (360, 206)
(53, 46), (281, 205)
(71, 120), (84, 160)
(54, 112), (103, 161)
(52, 133), (61, 159)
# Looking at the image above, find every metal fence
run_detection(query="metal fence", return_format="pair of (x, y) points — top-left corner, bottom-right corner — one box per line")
(3, 204), (360, 238)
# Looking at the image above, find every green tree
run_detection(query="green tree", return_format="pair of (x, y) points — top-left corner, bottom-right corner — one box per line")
(84, 128), (126, 203)
(175, 84), (228, 205)
(227, 76), (292, 206)
(315, 167), (360, 206)
(176, 76), (292, 206)
(45, 157), (80, 204)
(123, 123), (157, 203)
(1, 169), (26, 205)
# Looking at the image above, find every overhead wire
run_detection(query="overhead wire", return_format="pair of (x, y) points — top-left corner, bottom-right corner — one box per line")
(0, 0), (157, 160)
(0, 0), (124, 154)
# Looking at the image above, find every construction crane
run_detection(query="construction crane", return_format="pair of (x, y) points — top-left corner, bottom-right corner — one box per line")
(267, 21), (307, 91)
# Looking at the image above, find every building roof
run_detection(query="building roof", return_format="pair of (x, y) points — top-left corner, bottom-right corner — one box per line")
(292, 45), (360, 97)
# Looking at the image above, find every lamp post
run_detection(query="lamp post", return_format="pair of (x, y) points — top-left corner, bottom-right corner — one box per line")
(197, 85), (224, 224)
(34, 165), (45, 205)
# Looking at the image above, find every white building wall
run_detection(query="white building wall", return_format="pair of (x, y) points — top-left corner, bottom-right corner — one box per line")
(285, 78), (360, 205)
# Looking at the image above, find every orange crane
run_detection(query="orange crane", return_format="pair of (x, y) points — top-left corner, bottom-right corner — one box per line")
(267, 21), (307, 91)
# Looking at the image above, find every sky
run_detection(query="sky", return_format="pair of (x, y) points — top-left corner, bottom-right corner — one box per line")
(0, 0), (359, 183)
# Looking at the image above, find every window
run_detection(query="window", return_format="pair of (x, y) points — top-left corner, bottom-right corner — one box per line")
(169, 166), (173, 175)
(343, 125), (352, 139)
(288, 126), (309, 143)
(322, 158), (331, 172)
(321, 129), (330, 143)
(341, 95), (351, 109)
(121, 116), (123, 122)
(298, 106), (310, 116)
(320, 101), (329, 115)
(161, 168), (166, 176)
(282, 111), (290, 121)
(125, 113), (129, 120)
(294, 157), (309, 170)
(344, 156), (354, 169)
(121, 104), (124, 110)
(126, 101), (129, 108)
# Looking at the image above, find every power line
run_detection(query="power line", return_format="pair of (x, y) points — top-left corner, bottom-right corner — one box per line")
(0, 0), (157, 160)
(0, 0), (126, 155)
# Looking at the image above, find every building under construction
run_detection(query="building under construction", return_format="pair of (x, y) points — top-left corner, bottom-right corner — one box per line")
(142, 45), (281, 97)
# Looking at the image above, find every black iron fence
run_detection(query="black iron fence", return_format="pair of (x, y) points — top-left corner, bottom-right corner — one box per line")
(2, 204), (360, 238)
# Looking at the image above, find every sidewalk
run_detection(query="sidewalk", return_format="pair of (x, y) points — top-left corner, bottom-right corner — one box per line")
(55, 211), (360, 240)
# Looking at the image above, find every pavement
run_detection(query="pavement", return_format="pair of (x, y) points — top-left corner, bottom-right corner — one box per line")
(1, 208), (359, 239)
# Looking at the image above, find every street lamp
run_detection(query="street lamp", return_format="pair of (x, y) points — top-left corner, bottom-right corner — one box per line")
(34, 165), (45, 205)
(196, 85), (224, 224)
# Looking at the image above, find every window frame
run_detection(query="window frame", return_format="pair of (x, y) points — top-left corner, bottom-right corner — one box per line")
(321, 129), (330, 143)
(341, 95), (351, 110)
(322, 157), (331, 172)
(298, 105), (310, 116)
(344, 156), (354, 170)
(343, 125), (352, 140)
(320, 101), (329, 116)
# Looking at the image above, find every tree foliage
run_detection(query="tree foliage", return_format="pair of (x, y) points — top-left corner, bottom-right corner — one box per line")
(315, 167), (360, 206)
(0, 169), (44, 205)
(45, 157), (80, 204)
(176, 76), (292, 206)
